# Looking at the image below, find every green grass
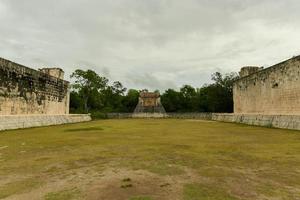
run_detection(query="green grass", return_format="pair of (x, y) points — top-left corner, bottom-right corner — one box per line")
(0, 178), (41, 199)
(0, 119), (299, 199)
(44, 188), (81, 200)
(184, 183), (238, 200)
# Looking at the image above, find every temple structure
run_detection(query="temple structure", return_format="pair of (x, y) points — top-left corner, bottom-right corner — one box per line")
(133, 90), (167, 118)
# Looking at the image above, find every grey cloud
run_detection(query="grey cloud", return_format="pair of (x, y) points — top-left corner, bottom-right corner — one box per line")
(126, 72), (177, 91)
(0, 0), (300, 91)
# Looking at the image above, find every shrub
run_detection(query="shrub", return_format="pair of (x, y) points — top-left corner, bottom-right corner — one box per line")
(91, 111), (108, 120)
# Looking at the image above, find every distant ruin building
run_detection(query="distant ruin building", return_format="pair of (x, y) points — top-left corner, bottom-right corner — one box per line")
(0, 58), (70, 115)
(133, 90), (167, 117)
(233, 56), (300, 115)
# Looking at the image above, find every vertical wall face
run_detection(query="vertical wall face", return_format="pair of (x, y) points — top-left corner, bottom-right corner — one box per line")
(233, 56), (300, 115)
(0, 58), (70, 115)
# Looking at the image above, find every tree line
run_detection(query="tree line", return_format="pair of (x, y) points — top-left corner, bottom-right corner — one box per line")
(70, 69), (238, 116)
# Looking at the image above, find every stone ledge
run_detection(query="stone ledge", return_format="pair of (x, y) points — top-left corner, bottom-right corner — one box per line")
(212, 114), (300, 131)
(0, 114), (91, 131)
(106, 112), (300, 131)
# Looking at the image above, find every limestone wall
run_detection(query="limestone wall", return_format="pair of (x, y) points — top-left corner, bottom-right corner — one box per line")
(212, 114), (300, 131)
(0, 58), (70, 115)
(107, 113), (212, 119)
(105, 112), (299, 130)
(233, 56), (300, 115)
(0, 114), (91, 131)
(166, 113), (212, 119)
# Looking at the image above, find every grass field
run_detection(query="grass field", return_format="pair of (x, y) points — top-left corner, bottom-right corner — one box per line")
(0, 119), (300, 200)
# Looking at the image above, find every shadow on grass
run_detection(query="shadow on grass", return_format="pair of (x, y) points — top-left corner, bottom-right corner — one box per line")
(64, 127), (104, 132)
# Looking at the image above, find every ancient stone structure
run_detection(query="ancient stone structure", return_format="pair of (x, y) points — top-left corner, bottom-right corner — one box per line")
(0, 57), (70, 115)
(105, 112), (300, 130)
(233, 56), (300, 115)
(133, 90), (167, 117)
(0, 114), (91, 131)
(0, 57), (91, 131)
(211, 113), (300, 130)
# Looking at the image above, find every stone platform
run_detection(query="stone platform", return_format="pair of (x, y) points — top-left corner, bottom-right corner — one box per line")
(212, 114), (300, 131)
(106, 113), (300, 131)
(0, 114), (91, 131)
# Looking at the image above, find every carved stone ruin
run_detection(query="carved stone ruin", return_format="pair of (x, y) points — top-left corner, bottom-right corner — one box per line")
(133, 90), (167, 118)
(0, 57), (70, 115)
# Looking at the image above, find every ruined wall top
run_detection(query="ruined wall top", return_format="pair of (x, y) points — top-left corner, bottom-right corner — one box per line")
(237, 55), (300, 80)
(140, 91), (160, 98)
(239, 66), (263, 78)
(39, 68), (65, 80)
(0, 57), (68, 83)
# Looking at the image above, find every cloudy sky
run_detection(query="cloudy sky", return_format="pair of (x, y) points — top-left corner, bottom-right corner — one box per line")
(0, 0), (299, 91)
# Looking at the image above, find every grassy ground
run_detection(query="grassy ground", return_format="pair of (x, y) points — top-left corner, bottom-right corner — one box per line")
(0, 119), (299, 200)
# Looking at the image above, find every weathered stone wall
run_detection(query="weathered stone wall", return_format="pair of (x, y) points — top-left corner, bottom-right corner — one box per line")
(233, 56), (300, 115)
(166, 113), (212, 119)
(212, 114), (300, 131)
(0, 114), (91, 131)
(107, 113), (212, 119)
(107, 113), (133, 119)
(106, 112), (300, 130)
(0, 58), (70, 115)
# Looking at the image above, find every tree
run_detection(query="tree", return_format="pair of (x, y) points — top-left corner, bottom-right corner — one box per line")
(70, 69), (108, 113)
(211, 72), (238, 94)
(69, 68), (238, 115)
(122, 89), (140, 112)
(101, 81), (127, 112)
(69, 91), (84, 113)
(161, 89), (182, 112)
(201, 72), (238, 112)
(179, 85), (197, 111)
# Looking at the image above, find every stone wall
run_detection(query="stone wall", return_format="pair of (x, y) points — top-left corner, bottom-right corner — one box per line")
(212, 114), (300, 131)
(0, 114), (91, 131)
(105, 112), (300, 130)
(233, 56), (300, 115)
(166, 113), (212, 119)
(106, 113), (212, 119)
(0, 58), (70, 115)
(107, 113), (133, 119)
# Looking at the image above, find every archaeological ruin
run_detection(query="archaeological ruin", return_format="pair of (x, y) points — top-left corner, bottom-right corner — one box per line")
(0, 58), (70, 115)
(0, 57), (91, 130)
(233, 56), (300, 115)
(212, 55), (300, 130)
(133, 90), (167, 117)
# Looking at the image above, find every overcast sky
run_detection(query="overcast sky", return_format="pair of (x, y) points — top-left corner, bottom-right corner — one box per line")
(0, 0), (300, 91)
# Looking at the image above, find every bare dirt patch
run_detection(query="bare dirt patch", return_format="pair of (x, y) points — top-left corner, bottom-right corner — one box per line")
(86, 167), (202, 200)
(3, 166), (202, 200)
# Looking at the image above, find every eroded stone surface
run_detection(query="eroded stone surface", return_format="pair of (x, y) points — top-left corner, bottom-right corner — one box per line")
(0, 58), (70, 115)
(234, 56), (300, 115)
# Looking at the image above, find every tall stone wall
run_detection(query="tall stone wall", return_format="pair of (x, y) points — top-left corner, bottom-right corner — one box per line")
(233, 56), (300, 115)
(0, 58), (70, 115)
